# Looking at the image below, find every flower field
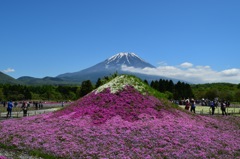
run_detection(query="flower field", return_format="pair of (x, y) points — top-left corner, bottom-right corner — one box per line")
(0, 75), (239, 159)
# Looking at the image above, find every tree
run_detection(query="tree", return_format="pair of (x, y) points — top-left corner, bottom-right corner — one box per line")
(158, 79), (165, 92)
(174, 81), (184, 99)
(80, 80), (93, 97)
(219, 91), (233, 101)
(143, 79), (149, 85)
(95, 78), (102, 88)
(150, 80), (159, 90)
(22, 86), (32, 99)
(184, 83), (194, 99)
(237, 83), (240, 89)
(166, 80), (174, 93)
(174, 81), (194, 100)
(40, 85), (55, 100)
(0, 88), (5, 101)
(234, 90), (240, 102)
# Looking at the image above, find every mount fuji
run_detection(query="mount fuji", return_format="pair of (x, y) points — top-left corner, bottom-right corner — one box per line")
(104, 52), (155, 69)
(57, 52), (177, 83)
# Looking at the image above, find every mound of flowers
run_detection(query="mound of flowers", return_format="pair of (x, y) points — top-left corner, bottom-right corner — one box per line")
(0, 75), (239, 159)
(51, 85), (163, 124)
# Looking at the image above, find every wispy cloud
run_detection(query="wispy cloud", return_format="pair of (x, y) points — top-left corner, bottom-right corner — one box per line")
(121, 62), (240, 84)
(180, 62), (193, 68)
(3, 68), (15, 73)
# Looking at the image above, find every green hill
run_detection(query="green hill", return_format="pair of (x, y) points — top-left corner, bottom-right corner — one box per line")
(17, 76), (81, 85)
(0, 72), (20, 84)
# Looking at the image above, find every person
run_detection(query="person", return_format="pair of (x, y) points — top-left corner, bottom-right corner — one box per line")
(185, 99), (190, 110)
(39, 101), (43, 109)
(226, 101), (230, 107)
(34, 101), (38, 110)
(21, 101), (28, 117)
(221, 101), (227, 116)
(7, 101), (13, 118)
(27, 102), (30, 108)
(210, 101), (215, 115)
(190, 98), (196, 113)
(14, 101), (18, 107)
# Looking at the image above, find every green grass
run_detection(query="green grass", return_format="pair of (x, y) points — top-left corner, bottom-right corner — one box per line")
(29, 149), (63, 159)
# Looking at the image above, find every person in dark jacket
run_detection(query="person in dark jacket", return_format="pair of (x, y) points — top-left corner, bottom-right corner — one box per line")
(221, 101), (227, 116)
(190, 98), (196, 113)
(21, 101), (28, 117)
(210, 101), (215, 115)
(7, 101), (13, 118)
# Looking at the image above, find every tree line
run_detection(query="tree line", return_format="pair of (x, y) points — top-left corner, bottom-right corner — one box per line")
(149, 79), (240, 102)
(147, 79), (194, 100)
(0, 82), (94, 102)
(0, 75), (116, 102)
(191, 83), (240, 102)
(1, 74), (239, 103)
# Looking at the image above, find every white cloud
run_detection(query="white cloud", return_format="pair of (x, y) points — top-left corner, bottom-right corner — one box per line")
(180, 62), (193, 68)
(121, 63), (240, 84)
(3, 68), (15, 73)
(220, 68), (240, 77)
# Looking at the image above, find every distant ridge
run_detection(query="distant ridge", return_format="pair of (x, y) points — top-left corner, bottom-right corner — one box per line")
(17, 76), (77, 85)
(0, 71), (20, 84)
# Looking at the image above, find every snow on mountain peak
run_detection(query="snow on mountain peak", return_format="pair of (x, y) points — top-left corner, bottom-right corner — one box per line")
(107, 52), (145, 64)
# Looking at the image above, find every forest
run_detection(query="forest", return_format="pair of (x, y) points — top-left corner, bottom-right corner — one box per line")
(0, 75), (240, 103)
(191, 83), (240, 102)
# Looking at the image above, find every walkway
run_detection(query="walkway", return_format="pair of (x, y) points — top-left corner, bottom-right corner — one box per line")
(0, 107), (62, 120)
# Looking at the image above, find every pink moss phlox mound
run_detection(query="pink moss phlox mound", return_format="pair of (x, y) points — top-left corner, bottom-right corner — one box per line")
(0, 85), (239, 158)
(51, 85), (163, 124)
(0, 110), (239, 159)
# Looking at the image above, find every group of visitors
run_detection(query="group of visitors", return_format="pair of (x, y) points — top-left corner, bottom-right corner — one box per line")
(3, 101), (45, 118)
(6, 101), (30, 118)
(185, 98), (196, 113)
(184, 98), (230, 116)
(210, 100), (230, 116)
(33, 101), (43, 110)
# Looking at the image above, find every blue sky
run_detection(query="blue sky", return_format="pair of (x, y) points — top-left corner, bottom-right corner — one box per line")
(1, 0), (240, 84)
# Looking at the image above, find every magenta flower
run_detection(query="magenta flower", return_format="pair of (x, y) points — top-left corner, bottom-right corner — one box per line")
(0, 79), (239, 159)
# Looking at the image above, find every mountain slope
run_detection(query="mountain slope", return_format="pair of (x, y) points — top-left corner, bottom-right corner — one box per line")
(58, 52), (155, 79)
(57, 52), (178, 83)
(0, 72), (20, 84)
